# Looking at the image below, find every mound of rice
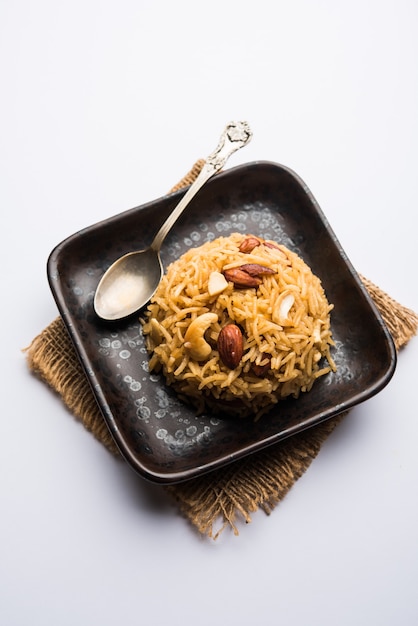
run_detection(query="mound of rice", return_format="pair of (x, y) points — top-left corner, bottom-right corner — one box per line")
(141, 233), (336, 419)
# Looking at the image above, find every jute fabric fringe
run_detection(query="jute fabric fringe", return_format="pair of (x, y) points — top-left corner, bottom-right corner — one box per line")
(25, 162), (418, 538)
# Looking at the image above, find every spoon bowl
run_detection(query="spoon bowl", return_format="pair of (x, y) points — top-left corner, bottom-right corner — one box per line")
(93, 248), (163, 322)
(94, 121), (252, 321)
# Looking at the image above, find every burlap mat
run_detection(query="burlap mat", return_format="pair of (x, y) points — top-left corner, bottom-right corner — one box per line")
(25, 162), (418, 538)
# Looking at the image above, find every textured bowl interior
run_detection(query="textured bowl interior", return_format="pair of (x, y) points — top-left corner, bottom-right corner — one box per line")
(47, 161), (396, 483)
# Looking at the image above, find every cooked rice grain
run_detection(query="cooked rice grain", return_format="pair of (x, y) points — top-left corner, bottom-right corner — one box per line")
(141, 233), (336, 419)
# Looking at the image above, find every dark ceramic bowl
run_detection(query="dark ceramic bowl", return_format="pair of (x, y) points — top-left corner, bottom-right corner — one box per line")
(47, 161), (396, 483)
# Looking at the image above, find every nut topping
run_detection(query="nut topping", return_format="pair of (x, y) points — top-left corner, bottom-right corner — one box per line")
(207, 271), (228, 296)
(239, 236), (261, 253)
(272, 292), (295, 325)
(263, 241), (280, 250)
(223, 263), (275, 288)
(184, 312), (218, 361)
(238, 263), (275, 277)
(223, 268), (262, 288)
(263, 241), (288, 260)
(251, 357), (272, 377)
(217, 324), (244, 369)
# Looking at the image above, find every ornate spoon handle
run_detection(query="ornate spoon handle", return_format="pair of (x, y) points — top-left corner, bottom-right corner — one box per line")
(151, 121), (252, 252)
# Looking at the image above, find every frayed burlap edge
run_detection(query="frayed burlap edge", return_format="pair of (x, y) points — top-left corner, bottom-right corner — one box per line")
(24, 161), (418, 538)
(169, 159), (206, 193)
(165, 413), (347, 538)
(358, 275), (418, 350)
(25, 317), (120, 456)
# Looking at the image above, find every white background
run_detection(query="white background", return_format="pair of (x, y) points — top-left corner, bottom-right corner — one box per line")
(1, 1), (418, 624)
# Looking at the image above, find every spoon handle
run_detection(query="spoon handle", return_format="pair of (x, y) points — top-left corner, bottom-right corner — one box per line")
(150, 121), (252, 252)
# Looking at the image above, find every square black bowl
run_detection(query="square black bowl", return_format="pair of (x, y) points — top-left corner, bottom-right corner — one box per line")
(47, 161), (396, 483)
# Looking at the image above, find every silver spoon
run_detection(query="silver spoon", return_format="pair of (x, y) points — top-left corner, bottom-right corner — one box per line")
(94, 121), (252, 321)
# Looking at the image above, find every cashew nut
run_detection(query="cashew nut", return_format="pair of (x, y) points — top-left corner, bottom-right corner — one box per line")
(272, 291), (295, 325)
(184, 312), (218, 361)
(207, 271), (228, 296)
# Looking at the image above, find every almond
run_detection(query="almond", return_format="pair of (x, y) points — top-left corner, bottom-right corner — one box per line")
(251, 357), (272, 377)
(263, 241), (288, 259)
(223, 268), (262, 288)
(263, 241), (280, 250)
(217, 324), (244, 369)
(239, 236), (261, 254)
(238, 263), (275, 277)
